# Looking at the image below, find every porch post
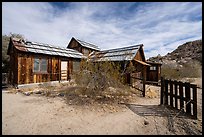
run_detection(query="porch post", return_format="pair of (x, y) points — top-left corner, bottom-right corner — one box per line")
(143, 66), (146, 97)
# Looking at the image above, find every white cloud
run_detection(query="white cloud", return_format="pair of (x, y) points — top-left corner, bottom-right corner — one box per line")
(2, 2), (202, 59)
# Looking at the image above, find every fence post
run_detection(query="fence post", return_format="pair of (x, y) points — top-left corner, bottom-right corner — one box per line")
(174, 81), (178, 110)
(185, 82), (191, 115)
(142, 67), (146, 97)
(179, 81), (184, 112)
(160, 77), (164, 105)
(192, 84), (197, 119)
(169, 79), (173, 107)
(164, 79), (168, 105)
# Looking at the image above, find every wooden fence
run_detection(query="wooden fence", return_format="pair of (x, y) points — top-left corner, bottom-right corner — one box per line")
(160, 77), (197, 119)
(130, 76), (145, 97)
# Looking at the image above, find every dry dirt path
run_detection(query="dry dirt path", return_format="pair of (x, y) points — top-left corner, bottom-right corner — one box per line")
(2, 83), (202, 135)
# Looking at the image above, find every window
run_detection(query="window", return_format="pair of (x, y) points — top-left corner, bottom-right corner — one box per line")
(34, 57), (47, 72)
(150, 66), (156, 71)
(73, 61), (80, 72)
(41, 59), (47, 72)
(34, 58), (40, 72)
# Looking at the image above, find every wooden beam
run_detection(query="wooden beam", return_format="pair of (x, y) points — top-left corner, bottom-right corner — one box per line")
(160, 77), (164, 105)
(143, 66), (146, 97)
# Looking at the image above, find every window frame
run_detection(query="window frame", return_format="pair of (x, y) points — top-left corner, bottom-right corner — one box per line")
(33, 57), (48, 73)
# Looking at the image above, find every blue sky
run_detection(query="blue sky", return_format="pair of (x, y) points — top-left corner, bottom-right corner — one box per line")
(2, 2), (202, 59)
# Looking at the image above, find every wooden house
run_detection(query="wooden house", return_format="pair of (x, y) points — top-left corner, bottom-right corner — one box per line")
(67, 37), (100, 56)
(89, 44), (152, 96)
(7, 37), (85, 87)
(7, 36), (162, 94)
(89, 44), (162, 96)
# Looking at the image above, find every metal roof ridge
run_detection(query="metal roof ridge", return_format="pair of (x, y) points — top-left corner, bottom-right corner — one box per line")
(75, 38), (100, 50)
(93, 45), (142, 54)
(26, 41), (64, 49)
(25, 40), (82, 54)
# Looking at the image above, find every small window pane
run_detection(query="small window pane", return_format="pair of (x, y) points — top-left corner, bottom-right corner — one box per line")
(73, 61), (80, 72)
(34, 58), (40, 72)
(150, 66), (156, 70)
(41, 58), (47, 72)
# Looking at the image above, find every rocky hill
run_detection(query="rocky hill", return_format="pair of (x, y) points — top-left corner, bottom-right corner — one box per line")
(148, 39), (202, 78)
(148, 39), (202, 66)
(165, 40), (202, 63)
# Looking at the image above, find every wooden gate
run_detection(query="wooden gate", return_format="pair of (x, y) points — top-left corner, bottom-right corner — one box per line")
(160, 77), (197, 119)
(130, 71), (146, 97)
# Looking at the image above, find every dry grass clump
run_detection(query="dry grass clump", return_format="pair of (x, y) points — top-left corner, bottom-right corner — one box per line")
(62, 86), (136, 106)
(161, 60), (202, 80)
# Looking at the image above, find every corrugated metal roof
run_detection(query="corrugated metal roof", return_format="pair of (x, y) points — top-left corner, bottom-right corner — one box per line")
(75, 38), (100, 51)
(12, 38), (86, 59)
(89, 44), (143, 61)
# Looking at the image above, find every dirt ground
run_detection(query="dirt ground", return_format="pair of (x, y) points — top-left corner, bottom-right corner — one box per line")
(2, 78), (202, 135)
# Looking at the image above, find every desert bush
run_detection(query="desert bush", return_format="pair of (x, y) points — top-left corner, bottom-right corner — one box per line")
(179, 60), (202, 78)
(67, 59), (135, 105)
(73, 59), (126, 91)
(161, 60), (202, 80)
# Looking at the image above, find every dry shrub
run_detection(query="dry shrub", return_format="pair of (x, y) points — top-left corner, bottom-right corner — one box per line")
(179, 60), (202, 78)
(73, 59), (126, 91)
(161, 60), (202, 80)
(67, 59), (135, 105)
(63, 86), (135, 106)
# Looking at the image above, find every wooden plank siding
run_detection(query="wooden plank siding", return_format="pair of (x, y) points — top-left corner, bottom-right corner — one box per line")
(134, 46), (145, 61)
(68, 39), (81, 53)
(68, 38), (98, 56)
(146, 62), (162, 83)
(12, 51), (77, 85)
(13, 48), (19, 85)
(134, 50), (143, 61)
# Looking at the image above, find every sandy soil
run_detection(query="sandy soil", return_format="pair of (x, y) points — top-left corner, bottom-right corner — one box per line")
(2, 79), (202, 135)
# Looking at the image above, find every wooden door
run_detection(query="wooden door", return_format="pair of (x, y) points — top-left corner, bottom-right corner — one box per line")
(61, 61), (68, 80)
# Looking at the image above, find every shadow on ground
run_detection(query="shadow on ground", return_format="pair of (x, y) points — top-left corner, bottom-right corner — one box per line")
(125, 103), (195, 119)
(124, 103), (201, 135)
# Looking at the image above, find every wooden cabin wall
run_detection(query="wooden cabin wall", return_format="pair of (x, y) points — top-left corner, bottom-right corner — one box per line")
(146, 66), (157, 82)
(134, 50), (143, 61)
(34, 56), (61, 83)
(68, 39), (81, 53)
(134, 47), (145, 61)
(81, 47), (93, 56)
(18, 53), (34, 84)
(146, 64), (161, 82)
(69, 59), (73, 76)
(132, 48), (146, 80)
(68, 39), (97, 56)
(15, 52), (75, 85)
(158, 65), (161, 81)
(8, 46), (19, 85)
(50, 57), (60, 81)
